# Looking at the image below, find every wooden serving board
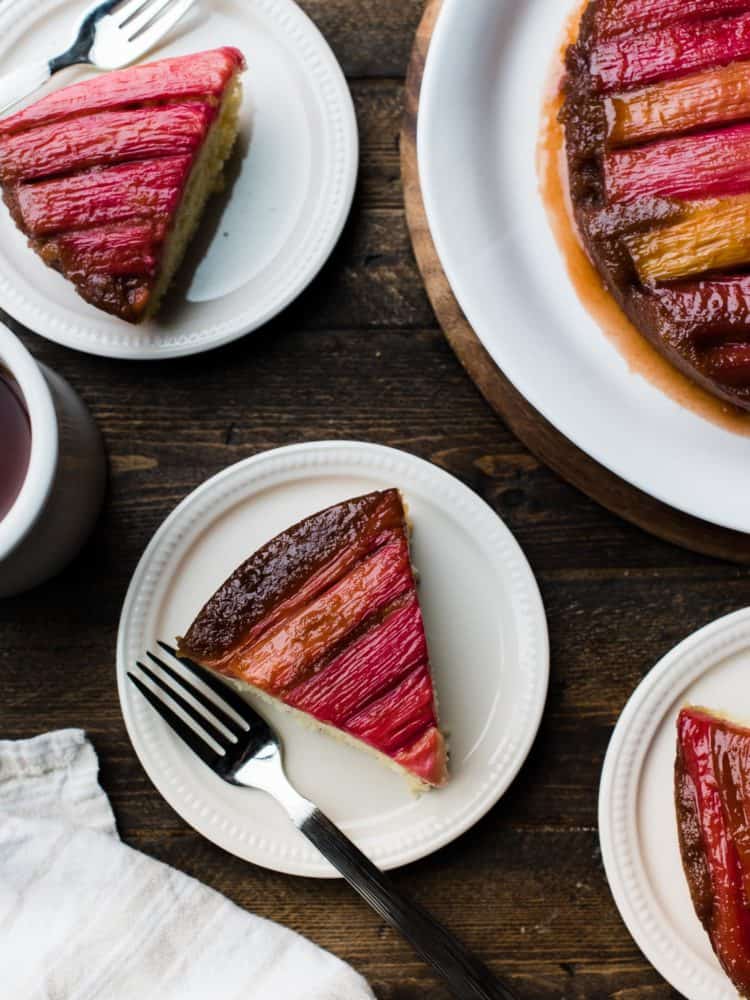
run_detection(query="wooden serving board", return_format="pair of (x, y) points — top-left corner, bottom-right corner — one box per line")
(401, 0), (750, 565)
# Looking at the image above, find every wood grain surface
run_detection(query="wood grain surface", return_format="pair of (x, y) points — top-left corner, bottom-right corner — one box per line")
(401, 0), (750, 566)
(1, 2), (749, 998)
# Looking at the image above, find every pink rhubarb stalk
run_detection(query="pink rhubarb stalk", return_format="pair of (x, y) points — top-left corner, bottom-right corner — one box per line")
(286, 595), (427, 725)
(0, 47), (244, 137)
(594, 0), (750, 39)
(591, 14), (750, 92)
(0, 103), (212, 183)
(16, 155), (192, 236)
(605, 123), (750, 204)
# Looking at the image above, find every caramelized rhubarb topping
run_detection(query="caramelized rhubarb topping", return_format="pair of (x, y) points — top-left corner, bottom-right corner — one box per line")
(628, 196), (750, 283)
(594, 0), (750, 39)
(218, 535), (413, 693)
(0, 48), (244, 137)
(605, 124), (750, 204)
(607, 63), (750, 147)
(676, 709), (750, 995)
(705, 344), (750, 385)
(14, 155), (192, 237)
(40, 222), (165, 280)
(0, 103), (213, 183)
(652, 277), (750, 342)
(563, 2), (750, 406)
(286, 595), (427, 725)
(179, 490), (448, 787)
(590, 15), (750, 92)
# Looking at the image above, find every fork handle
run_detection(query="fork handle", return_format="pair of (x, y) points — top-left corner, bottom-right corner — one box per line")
(298, 808), (518, 1000)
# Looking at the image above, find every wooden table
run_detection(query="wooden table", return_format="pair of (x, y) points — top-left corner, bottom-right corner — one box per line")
(2, 3), (748, 996)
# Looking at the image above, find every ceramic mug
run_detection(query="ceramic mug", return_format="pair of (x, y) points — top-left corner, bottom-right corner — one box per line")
(0, 324), (106, 598)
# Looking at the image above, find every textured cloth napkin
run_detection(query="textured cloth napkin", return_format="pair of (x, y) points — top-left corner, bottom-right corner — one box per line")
(0, 729), (375, 1000)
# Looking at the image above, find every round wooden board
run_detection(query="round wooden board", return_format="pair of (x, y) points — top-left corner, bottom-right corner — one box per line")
(401, 0), (750, 564)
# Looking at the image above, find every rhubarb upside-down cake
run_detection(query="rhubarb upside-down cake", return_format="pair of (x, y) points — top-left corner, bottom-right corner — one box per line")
(676, 708), (750, 996)
(562, 0), (750, 410)
(178, 490), (449, 790)
(0, 47), (245, 322)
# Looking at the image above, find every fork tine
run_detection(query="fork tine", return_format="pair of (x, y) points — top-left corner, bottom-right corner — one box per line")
(145, 649), (245, 739)
(111, 0), (160, 27)
(158, 642), (261, 729)
(135, 659), (231, 750)
(125, 0), (195, 43)
(127, 672), (223, 767)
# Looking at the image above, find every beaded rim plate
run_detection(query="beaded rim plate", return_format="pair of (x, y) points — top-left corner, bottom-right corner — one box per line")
(0, 0), (357, 359)
(599, 607), (750, 1000)
(116, 441), (549, 877)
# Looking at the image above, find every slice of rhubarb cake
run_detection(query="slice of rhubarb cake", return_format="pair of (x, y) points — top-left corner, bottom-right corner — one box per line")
(178, 489), (449, 790)
(676, 707), (750, 996)
(0, 47), (245, 322)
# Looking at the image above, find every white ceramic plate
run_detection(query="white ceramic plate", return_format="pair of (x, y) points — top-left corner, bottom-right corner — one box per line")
(116, 441), (549, 877)
(0, 0), (357, 359)
(599, 608), (750, 1000)
(418, 0), (750, 535)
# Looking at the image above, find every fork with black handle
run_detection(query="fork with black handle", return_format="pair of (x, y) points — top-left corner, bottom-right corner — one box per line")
(128, 643), (519, 1000)
(0, 0), (198, 115)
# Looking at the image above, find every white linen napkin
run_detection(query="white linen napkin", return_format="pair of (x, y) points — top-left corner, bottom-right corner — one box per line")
(0, 729), (376, 1000)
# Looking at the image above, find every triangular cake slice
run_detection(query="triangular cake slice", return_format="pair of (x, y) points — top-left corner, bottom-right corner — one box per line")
(0, 47), (245, 322)
(676, 707), (750, 995)
(178, 489), (448, 789)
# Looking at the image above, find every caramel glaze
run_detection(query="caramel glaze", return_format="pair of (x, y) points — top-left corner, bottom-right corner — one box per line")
(179, 490), (406, 663)
(539, 2), (750, 435)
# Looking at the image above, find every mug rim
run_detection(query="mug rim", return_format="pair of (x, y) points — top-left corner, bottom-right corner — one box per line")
(0, 324), (58, 563)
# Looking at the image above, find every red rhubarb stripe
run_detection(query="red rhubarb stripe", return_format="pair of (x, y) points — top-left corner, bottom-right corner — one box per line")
(705, 343), (750, 385)
(594, 0), (750, 39)
(677, 709), (750, 987)
(653, 277), (750, 342)
(225, 537), (414, 694)
(0, 103), (213, 183)
(394, 728), (447, 787)
(591, 14), (750, 92)
(605, 124), (750, 204)
(286, 594), (427, 726)
(344, 663), (437, 756)
(40, 222), (165, 278)
(0, 48), (244, 138)
(16, 155), (192, 236)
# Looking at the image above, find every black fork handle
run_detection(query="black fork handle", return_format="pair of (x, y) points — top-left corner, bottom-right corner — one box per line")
(299, 809), (518, 1000)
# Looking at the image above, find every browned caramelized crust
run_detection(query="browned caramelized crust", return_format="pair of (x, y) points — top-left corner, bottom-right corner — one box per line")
(179, 490), (405, 663)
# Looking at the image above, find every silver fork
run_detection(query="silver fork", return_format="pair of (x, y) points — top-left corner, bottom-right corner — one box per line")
(0, 0), (197, 116)
(128, 643), (519, 1000)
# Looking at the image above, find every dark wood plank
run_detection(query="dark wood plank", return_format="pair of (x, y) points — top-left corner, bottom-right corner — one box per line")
(1, 2), (748, 999)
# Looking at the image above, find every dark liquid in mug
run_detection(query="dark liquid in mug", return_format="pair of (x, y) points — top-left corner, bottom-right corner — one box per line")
(0, 368), (31, 521)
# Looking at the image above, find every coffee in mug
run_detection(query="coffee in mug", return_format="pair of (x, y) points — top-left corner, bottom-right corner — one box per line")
(0, 367), (31, 522)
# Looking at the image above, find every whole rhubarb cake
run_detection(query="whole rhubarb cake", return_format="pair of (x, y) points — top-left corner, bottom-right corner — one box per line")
(562, 0), (750, 410)
(676, 707), (750, 996)
(178, 489), (448, 790)
(0, 47), (245, 322)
